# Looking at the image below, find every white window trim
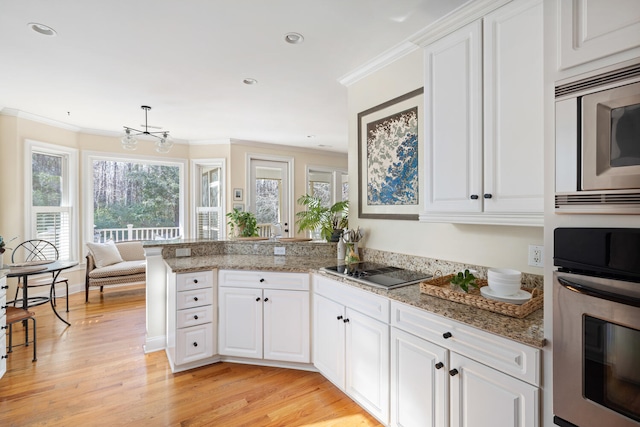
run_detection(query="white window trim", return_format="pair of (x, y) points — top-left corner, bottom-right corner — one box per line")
(190, 158), (226, 240)
(82, 151), (187, 248)
(25, 139), (79, 261)
(305, 164), (348, 205)
(246, 153), (294, 233)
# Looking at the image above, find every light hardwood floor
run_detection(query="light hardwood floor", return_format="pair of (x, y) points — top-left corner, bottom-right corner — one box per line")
(0, 287), (383, 427)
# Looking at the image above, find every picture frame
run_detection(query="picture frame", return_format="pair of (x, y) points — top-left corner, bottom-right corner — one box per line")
(358, 87), (423, 220)
(233, 188), (243, 201)
(233, 203), (244, 212)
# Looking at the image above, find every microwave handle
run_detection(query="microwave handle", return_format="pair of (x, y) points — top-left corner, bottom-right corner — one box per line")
(557, 276), (640, 308)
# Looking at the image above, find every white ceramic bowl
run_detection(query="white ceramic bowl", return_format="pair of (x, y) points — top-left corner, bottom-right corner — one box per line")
(487, 268), (521, 281)
(488, 279), (521, 296)
(487, 276), (520, 286)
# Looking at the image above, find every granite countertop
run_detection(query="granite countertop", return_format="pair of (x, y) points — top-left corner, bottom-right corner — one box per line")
(164, 255), (545, 349)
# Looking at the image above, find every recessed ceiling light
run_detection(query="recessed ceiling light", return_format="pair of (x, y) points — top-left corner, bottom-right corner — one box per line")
(284, 32), (304, 44)
(307, 135), (315, 139)
(28, 22), (57, 37)
(243, 78), (258, 85)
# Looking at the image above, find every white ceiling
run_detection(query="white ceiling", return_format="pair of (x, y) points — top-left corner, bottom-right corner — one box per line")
(0, 0), (468, 153)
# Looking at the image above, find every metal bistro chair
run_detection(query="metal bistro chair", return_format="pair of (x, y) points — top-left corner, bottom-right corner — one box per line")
(11, 239), (69, 312)
(4, 306), (37, 362)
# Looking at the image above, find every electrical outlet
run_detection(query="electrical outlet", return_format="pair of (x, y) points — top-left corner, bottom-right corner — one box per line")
(176, 248), (191, 257)
(528, 245), (543, 267)
(274, 246), (286, 256)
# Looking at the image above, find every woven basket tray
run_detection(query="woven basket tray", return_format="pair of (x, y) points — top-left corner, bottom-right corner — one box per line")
(419, 274), (543, 319)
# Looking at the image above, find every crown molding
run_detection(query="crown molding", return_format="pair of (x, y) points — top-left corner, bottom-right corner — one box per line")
(1, 108), (81, 132)
(338, 0), (512, 87)
(230, 138), (347, 156)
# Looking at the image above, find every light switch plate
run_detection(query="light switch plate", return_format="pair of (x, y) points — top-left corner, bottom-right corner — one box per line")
(176, 248), (191, 257)
(274, 246), (286, 256)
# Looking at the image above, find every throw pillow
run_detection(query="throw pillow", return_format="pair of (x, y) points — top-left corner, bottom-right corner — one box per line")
(87, 241), (124, 268)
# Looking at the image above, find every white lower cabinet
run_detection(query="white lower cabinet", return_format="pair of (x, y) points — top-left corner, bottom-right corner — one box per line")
(391, 327), (448, 427)
(313, 275), (390, 425)
(218, 270), (310, 364)
(390, 300), (541, 427)
(166, 270), (217, 372)
(449, 352), (538, 427)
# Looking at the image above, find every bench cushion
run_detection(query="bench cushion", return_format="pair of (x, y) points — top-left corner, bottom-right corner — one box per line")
(88, 260), (146, 279)
(86, 241), (123, 268)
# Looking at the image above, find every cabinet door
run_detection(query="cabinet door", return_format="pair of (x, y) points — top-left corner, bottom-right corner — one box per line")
(483, 0), (543, 214)
(449, 352), (539, 427)
(558, 0), (640, 69)
(218, 287), (263, 359)
(346, 308), (390, 425)
(390, 328), (448, 427)
(423, 20), (483, 213)
(263, 289), (310, 363)
(313, 294), (346, 390)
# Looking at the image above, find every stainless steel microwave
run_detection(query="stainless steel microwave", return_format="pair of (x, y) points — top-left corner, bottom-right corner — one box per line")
(555, 61), (640, 213)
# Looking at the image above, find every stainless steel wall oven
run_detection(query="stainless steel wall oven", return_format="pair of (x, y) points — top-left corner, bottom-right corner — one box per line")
(553, 228), (640, 427)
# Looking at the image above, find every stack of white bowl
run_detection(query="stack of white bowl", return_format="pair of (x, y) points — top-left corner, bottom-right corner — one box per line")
(487, 268), (521, 296)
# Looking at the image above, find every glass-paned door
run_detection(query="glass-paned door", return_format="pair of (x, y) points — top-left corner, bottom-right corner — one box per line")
(249, 159), (290, 237)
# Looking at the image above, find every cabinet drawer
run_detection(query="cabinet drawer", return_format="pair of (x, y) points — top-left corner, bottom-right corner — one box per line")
(0, 333), (5, 373)
(219, 270), (309, 291)
(177, 305), (214, 329)
(0, 295), (6, 319)
(177, 270), (214, 292)
(391, 300), (540, 386)
(177, 287), (214, 310)
(314, 274), (389, 323)
(0, 277), (6, 299)
(176, 323), (214, 365)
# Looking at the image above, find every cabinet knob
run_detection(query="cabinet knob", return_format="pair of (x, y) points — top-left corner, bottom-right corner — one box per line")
(343, 318), (350, 323)
(449, 369), (459, 377)
(1, 285), (8, 290)
(443, 332), (452, 339)
(1, 306), (6, 310)
(256, 297), (261, 302)
(1, 326), (7, 331)
(435, 362), (444, 370)
(259, 278), (265, 283)
(193, 297), (198, 302)
(193, 315), (198, 320)
(337, 315), (343, 320)
(484, 193), (492, 199)
(193, 279), (198, 284)
(470, 194), (479, 200)
(1, 355), (7, 360)
(192, 342), (198, 347)
(263, 297), (269, 302)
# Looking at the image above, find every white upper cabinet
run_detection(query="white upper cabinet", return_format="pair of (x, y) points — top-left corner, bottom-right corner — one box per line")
(422, 0), (544, 226)
(558, 0), (640, 71)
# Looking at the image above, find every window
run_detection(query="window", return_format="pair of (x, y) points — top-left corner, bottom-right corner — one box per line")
(192, 159), (225, 240)
(84, 153), (185, 243)
(307, 166), (348, 206)
(27, 141), (78, 261)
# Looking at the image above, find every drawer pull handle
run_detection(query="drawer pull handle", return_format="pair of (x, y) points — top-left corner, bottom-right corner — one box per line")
(193, 297), (199, 302)
(470, 194), (479, 200)
(192, 342), (198, 347)
(263, 297), (269, 302)
(337, 315), (343, 320)
(343, 318), (350, 323)
(256, 297), (261, 302)
(449, 369), (459, 377)
(435, 362), (444, 370)
(193, 279), (198, 284)
(484, 193), (492, 199)
(443, 332), (452, 339)
(259, 278), (265, 283)
(193, 315), (198, 320)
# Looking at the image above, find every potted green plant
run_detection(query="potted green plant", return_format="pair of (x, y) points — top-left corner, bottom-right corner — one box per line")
(226, 208), (259, 238)
(450, 269), (478, 293)
(295, 195), (348, 242)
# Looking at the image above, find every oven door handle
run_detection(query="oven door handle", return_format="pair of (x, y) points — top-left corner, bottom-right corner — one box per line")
(557, 276), (640, 308)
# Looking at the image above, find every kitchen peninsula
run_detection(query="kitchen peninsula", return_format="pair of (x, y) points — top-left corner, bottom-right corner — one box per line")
(143, 239), (544, 426)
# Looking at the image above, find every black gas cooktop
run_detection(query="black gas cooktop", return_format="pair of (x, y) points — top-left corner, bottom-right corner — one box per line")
(321, 262), (432, 289)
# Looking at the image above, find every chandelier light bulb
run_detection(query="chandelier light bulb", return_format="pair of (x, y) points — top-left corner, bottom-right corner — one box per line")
(121, 129), (138, 150)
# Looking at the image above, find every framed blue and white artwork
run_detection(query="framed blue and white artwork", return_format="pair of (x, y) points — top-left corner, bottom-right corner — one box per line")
(358, 87), (423, 220)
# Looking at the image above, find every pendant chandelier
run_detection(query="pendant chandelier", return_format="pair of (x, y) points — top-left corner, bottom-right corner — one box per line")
(121, 105), (174, 153)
